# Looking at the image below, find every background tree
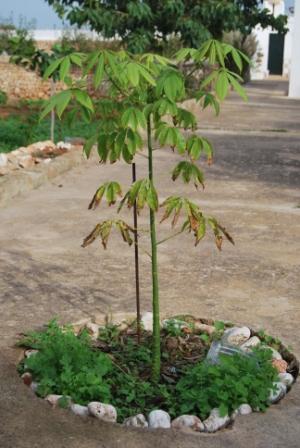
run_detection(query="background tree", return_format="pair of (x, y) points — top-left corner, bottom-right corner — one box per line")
(45, 0), (288, 53)
(42, 39), (247, 382)
(1, 27), (78, 140)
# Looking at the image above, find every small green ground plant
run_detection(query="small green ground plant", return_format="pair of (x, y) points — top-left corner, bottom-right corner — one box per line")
(19, 320), (280, 422)
(42, 39), (249, 383)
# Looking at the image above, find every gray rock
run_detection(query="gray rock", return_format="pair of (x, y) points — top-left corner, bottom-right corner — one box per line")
(88, 402), (117, 423)
(203, 408), (231, 433)
(278, 372), (294, 388)
(123, 414), (148, 428)
(222, 327), (251, 346)
(268, 382), (287, 404)
(172, 415), (204, 432)
(148, 410), (171, 428)
(70, 404), (89, 417)
(45, 394), (63, 407)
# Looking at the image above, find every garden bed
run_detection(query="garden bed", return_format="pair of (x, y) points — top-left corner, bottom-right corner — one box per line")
(18, 314), (299, 434)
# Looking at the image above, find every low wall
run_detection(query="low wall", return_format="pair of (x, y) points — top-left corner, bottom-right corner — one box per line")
(0, 55), (52, 101)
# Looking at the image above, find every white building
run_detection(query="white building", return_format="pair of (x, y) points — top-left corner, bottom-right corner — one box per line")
(251, 0), (295, 79)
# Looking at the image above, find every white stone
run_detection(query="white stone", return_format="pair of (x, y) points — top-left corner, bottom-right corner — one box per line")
(222, 327), (251, 346)
(0, 153), (8, 167)
(148, 410), (171, 428)
(268, 382), (287, 404)
(141, 312), (153, 332)
(45, 394), (63, 407)
(57, 141), (72, 150)
(240, 336), (261, 351)
(203, 408), (231, 433)
(269, 347), (282, 360)
(70, 403), (89, 417)
(123, 414), (148, 428)
(237, 404), (252, 415)
(172, 415), (204, 432)
(279, 372), (294, 388)
(25, 349), (39, 358)
(88, 402), (117, 423)
(43, 158), (52, 164)
(85, 322), (100, 340)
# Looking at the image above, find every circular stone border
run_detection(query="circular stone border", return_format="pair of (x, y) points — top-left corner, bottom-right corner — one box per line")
(19, 313), (299, 434)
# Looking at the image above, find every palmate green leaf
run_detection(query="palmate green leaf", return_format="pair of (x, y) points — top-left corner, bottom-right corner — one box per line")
(175, 108), (197, 130)
(70, 52), (84, 67)
(146, 181), (158, 211)
(227, 73), (248, 101)
(172, 161), (204, 189)
(155, 124), (185, 153)
(85, 51), (101, 74)
(40, 98), (56, 121)
(160, 197), (205, 241)
(186, 135), (213, 163)
(137, 64), (156, 86)
(153, 98), (178, 118)
(215, 70), (230, 101)
(175, 47), (197, 62)
(82, 220), (133, 250)
(186, 135), (202, 160)
(196, 91), (220, 116)
(83, 134), (97, 159)
(40, 90), (72, 121)
(94, 54), (105, 88)
(73, 89), (94, 112)
(156, 69), (185, 102)
(126, 62), (140, 87)
(56, 90), (72, 118)
(43, 57), (63, 79)
(118, 179), (158, 213)
(200, 70), (218, 90)
(59, 56), (71, 81)
(121, 108), (146, 131)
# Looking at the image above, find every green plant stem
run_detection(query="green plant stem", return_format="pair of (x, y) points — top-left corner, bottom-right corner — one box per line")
(147, 115), (160, 383)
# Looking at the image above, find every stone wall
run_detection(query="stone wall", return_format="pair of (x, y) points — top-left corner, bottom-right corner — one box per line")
(0, 55), (52, 101)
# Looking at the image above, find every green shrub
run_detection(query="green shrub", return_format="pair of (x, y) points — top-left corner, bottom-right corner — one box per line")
(0, 116), (31, 151)
(21, 320), (112, 404)
(174, 349), (279, 418)
(0, 90), (7, 105)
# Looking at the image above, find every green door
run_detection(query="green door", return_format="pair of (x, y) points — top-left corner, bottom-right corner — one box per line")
(268, 33), (285, 75)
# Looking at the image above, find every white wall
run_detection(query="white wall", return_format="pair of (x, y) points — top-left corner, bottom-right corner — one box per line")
(251, 1), (294, 79)
(289, 0), (300, 97)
